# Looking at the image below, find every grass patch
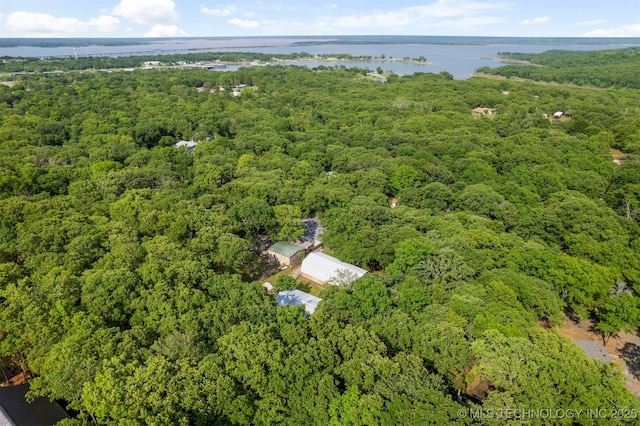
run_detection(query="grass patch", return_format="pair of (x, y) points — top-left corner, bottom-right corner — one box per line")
(261, 266), (295, 284)
(296, 277), (324, 297)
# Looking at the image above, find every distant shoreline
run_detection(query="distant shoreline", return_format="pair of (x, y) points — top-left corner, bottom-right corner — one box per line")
(2, 35), (639, 50)
(273, 57), (434, 66)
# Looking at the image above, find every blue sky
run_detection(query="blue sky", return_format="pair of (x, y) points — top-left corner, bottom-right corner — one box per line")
(1, 0), (638, 38)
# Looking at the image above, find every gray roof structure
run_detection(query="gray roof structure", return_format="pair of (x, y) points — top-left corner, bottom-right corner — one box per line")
(277, 289), (322, 315)
(300, 218), (323, 245)
(573, 339), (612, 363)
(0, 383), (69, 426)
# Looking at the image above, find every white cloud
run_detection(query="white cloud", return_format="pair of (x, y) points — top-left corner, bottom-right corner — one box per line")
(577, 19), (606, 26)
(328, 0), (510, 30)
(584, 24), (640, 37)
(112, 0), (177, 25)
(432, 16), (506, 28)
(144, 24), (188, 37)
(228, 18), (260, 28)
(87, 15), (121, 32)
(201, 6), (236, 17)
(520, 16), (549, 25)
(5, 11), (120, 35)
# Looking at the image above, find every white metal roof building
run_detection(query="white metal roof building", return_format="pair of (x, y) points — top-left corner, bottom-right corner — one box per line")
(175, 140), (197, 151)
(276, 289), (322, 315)
(300, 252), (367, 285)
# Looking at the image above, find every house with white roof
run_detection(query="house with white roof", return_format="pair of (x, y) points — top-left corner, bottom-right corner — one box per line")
(300, 252), (367, 285)
(175, 140), (197, 152)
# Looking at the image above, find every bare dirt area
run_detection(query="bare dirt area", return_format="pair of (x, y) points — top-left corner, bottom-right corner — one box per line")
(473, 72), (605, 91)
(611, 148), (628, 165)
(556, 316), (640, 397)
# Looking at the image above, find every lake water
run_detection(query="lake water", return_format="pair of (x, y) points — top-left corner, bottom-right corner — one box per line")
(2, 37), (637, 79)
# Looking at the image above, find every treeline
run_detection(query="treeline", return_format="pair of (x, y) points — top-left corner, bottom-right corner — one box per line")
(477, 47), (640, 88)
(0, 62), (639, 424)
(0, 51), (314, 73)
(0, 37), (162, 48)
(292, 35), (640, 46)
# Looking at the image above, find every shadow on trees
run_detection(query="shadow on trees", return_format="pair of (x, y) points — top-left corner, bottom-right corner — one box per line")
(620, 342), (640, 380)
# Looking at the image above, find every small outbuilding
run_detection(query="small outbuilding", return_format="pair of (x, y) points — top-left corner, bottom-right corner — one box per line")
(265, 242), (304, 267)
(553, 111), (563, 119)
(277, 289), (322, 315)
(300, 252), (367, 285)
(175, 140), (197, 151)
(262, 282), (274, 294)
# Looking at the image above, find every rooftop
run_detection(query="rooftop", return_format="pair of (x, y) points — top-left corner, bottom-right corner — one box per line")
(0, 383), (69, 426)
(300, 217), (323, 244)
(268, 241), (304, 258)
(175, 140), (197, 149)
(277, 289), (322, 315)
(301, 252), (367, 285)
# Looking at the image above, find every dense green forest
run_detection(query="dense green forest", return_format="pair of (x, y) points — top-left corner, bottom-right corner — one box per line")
(1, 55), (640, 424)
(477, 47), (640, 89)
